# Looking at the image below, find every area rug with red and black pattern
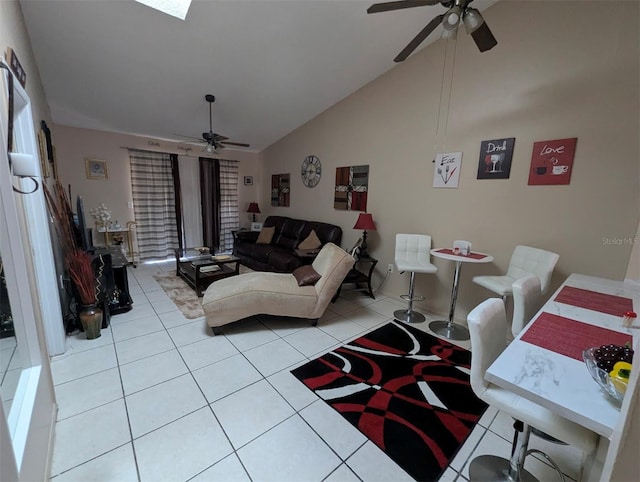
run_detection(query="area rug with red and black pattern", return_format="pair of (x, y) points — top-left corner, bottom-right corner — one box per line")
(291, 321), (487, 481)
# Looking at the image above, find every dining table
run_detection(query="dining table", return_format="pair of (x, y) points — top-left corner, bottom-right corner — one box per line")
(429, 248), (494, 340)
(485, 273), (639, 439)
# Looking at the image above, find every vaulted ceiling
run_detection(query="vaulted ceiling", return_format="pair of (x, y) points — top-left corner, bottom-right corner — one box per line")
(20, 0), (496, 151)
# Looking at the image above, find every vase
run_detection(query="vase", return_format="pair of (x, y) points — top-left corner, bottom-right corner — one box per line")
(79, 303), (103, 339)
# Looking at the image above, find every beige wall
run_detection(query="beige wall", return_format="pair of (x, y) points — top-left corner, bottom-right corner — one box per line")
(625, 220), (640, 283)
(0, 0), (51, 133)
(52, 125), (261, 234)
(261, 0), (640, 322)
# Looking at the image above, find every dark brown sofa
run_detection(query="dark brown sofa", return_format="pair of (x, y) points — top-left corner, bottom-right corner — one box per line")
(233, 216), (342, 272)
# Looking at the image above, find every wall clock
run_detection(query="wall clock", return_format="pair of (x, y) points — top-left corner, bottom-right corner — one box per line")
(301, 155), (321, 188)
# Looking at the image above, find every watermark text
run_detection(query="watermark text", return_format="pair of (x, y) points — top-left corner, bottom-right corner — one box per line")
(602, 237), (639, 245)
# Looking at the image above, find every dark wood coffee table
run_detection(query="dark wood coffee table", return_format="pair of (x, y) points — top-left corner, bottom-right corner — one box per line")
(174, 249), (240, 296)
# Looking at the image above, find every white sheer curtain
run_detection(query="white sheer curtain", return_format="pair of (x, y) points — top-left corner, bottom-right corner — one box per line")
(177, 155), (202, 247)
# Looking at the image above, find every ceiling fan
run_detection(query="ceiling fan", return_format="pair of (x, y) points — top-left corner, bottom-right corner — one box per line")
(181, 94), (250, 153)
(367, 0), (497, 62)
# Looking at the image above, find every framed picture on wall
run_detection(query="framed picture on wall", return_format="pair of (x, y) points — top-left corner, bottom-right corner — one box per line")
(432, 152), (462, 188)
(334, 165), (369, 211)
(37, 130), (49, 178)
(244, 176), (253, 186)
(41, 120), (54, 162)
(528, 137), (577, 186)
(85, 158), (108, 180)
(51, 146), (59, 180)
(271, 173), (290, 207)
(476, 137), (515, 180)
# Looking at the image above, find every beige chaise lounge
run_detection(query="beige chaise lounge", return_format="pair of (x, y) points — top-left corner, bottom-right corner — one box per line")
(202, 242), (354, 334)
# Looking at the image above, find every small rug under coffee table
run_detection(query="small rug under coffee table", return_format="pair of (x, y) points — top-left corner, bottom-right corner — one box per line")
(291, 321), (487, 481)
(153, 265), (252, 319)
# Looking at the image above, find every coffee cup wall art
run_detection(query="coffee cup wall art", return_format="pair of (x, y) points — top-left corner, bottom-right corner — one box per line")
(528, 137), (577, 186)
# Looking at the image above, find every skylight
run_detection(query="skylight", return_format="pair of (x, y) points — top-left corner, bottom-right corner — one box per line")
(134, 0), (192, 20)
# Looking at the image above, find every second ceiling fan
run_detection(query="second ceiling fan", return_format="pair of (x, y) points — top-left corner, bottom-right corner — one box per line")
(191, 94), (249, 153)
(368, 0), (497, 62)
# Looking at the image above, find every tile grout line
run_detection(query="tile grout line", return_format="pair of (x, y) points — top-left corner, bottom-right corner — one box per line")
(110, 321), (143, 482)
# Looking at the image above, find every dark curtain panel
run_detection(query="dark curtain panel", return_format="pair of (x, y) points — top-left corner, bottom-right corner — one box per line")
(199, 157), (221, 250)
(171, 154), (183, 251)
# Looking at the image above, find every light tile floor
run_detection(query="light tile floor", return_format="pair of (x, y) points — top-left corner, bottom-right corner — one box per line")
(49, 261), (585, 481)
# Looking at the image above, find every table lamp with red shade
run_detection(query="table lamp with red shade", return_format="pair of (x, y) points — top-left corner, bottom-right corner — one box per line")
(353, 213), (376, 257)
(246, 202), (260, 222)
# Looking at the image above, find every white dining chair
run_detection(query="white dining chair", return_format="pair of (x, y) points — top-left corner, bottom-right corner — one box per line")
(512, 274), (572, 448)
(511, 274), (544, 338)
(473, 245), (559, 301)
(393, 234), (437, 323)
(467, 298), (597, 481)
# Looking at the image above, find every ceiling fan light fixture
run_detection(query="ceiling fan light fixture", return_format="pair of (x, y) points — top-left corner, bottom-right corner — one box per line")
(470, 21), (497, 52)
(203, 142), (217, 154)
(443, 6), (462, 28)
(463, 7), (484, 34)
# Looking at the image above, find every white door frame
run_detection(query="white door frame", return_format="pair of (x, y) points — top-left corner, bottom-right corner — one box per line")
(10, 69), (66, 357)
(1, 60), (56, 482)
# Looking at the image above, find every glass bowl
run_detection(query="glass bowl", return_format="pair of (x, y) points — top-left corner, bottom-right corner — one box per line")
(582, 347), (625, 405)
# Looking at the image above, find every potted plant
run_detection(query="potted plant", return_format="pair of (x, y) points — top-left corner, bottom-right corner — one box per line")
(66, 248), (102, 339)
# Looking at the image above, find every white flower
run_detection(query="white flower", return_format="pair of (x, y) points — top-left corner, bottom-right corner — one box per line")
(90, 203), (112, 224)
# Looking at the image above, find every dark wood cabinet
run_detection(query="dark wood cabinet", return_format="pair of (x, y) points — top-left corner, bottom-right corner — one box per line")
(92, 247), (133, 326)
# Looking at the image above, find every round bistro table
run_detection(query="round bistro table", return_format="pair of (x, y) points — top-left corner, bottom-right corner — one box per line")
(429, 248), (494, 340)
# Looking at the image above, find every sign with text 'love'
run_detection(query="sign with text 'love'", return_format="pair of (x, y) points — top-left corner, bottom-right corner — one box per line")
(528, 137), (577, 186)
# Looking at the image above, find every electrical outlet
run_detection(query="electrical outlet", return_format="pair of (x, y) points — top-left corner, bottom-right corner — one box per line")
(387, 263), (394, 273)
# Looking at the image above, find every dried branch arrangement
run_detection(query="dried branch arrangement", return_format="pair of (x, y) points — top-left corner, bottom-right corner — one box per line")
(44, 181), (96, 304)
(43, 181), (77, 254)
(65, 248), (96, 304)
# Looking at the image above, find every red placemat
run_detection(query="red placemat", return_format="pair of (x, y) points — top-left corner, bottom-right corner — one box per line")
(520, 312), (632, 361)
(554, 286), (634, 317)
(435, 248), (488, 260)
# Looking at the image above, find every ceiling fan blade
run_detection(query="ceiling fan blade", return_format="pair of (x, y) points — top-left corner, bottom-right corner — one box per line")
(394, 13), (444, 62)
(175, 134), (204, 142)
(470, 21), (497, 52)
(367, 1), (440, 14)
(220, 141), (250, 148)
(212, 134), (229, 141)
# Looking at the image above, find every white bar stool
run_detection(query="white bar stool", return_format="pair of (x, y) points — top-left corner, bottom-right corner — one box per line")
(393, 234), (437, 323)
